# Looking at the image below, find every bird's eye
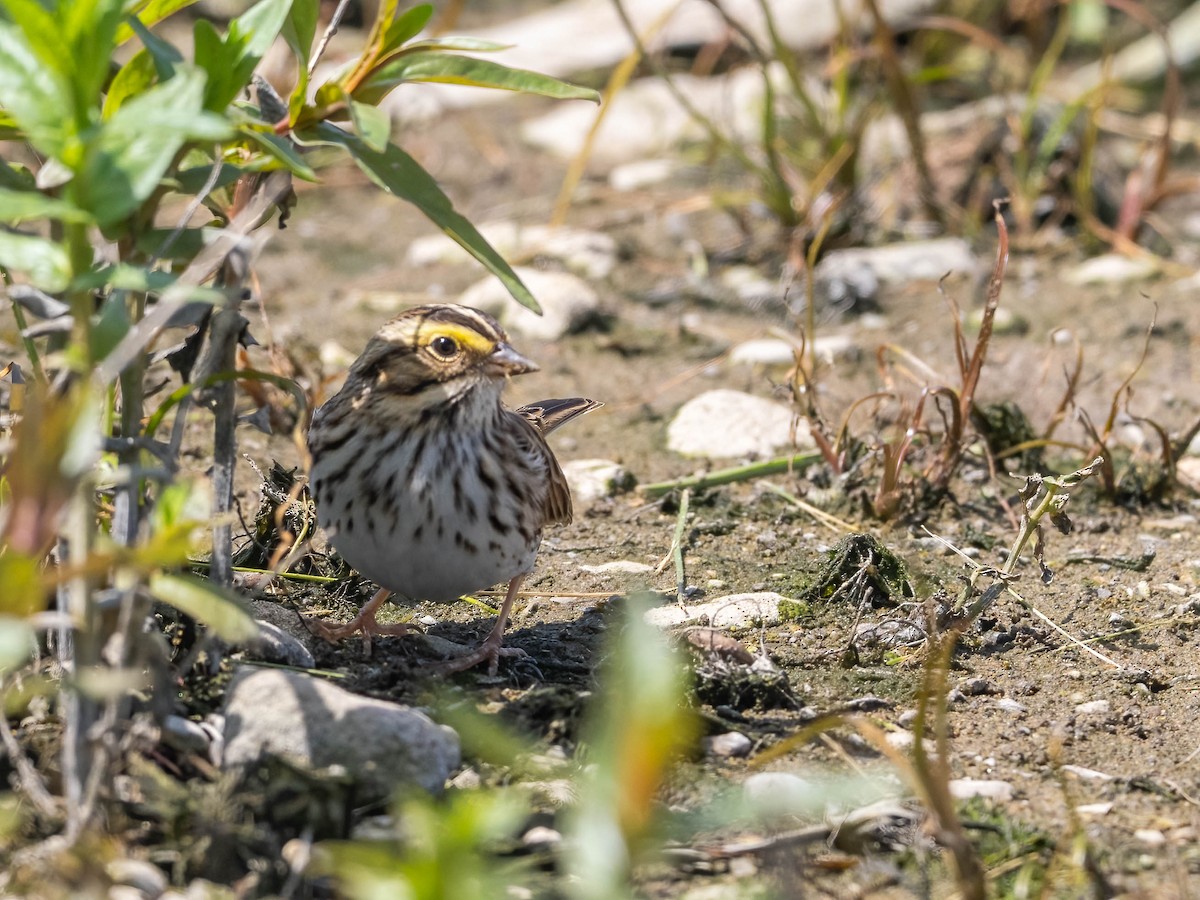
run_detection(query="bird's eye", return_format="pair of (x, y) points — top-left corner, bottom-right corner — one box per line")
(429, 335), (459, 358)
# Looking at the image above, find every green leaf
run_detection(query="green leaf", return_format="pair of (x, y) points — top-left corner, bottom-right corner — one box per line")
(0, 555), (43, 618)
(116, 0), (203, 44)
(0, 22), (74, 156)
(0, 0), (67, 77)
(103, 49), (159, 118)
(232, 0), (295, 61)
(193, 0), (293, 112)
(282, 0), (319, 123)
(149, 573), (259, 642)
(90, 293), (131, 362)
(73, 264), (228, 303)
(310, 122), (540, 313)
(0, 231), (72, 291)
(379, 3), (432, 56)
(0, 616), (35, 675)
(83, 67), (234, 227)
(349, 100), (390, 152)
(356, 52), (601, 107)
(0, 188), (93, 224)
(240, 127), (319, 180)
(61, 0), (125, 108)
(403, 37), (511, 52)
(126, 16), (184, 80)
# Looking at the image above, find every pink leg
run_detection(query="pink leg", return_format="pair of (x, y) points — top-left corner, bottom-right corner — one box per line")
(307, 587), (416, 654)
(432, 575), (529, 676)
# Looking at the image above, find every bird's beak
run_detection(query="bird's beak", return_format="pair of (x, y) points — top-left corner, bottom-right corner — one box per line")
(486, 342), (539, 377)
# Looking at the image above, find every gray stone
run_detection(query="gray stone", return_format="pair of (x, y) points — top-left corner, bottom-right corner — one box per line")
(1074, 699), (1112, 716)
(562, 458), (635, 502)
(742, 771), (821, 817)
(815, 238), (978, 292)
(245, 621), (316, 669)
(1064, 254), (1159, 285)
(667, 389), (810, 459)
(222, 667), (459, 799)
(106, 858), (168, 897)
(457, 267), (600, 342)
(408, 223), (617, 280)
(644, 592), (784, 628)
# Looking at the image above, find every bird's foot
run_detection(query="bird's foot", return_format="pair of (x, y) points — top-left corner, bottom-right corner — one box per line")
(306, 607), (417, 656)
(430, 638), (528, 676)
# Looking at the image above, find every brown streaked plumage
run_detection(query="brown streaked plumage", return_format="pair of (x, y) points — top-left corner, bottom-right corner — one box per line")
(306, 304), (600, 674)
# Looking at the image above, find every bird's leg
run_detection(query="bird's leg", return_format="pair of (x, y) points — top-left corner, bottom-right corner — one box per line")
(307, 587), (416, 654)
(433, 574), (529, 676)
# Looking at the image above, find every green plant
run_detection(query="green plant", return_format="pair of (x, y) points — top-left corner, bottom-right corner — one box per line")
(0, 0), (596, 851)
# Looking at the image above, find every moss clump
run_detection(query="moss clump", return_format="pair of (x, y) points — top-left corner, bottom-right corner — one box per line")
(777, 598), (811, 622)
(807, 533), (915, 609)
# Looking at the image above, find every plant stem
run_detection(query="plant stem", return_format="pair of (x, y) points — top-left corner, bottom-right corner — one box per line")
(639, 452), (821, 498)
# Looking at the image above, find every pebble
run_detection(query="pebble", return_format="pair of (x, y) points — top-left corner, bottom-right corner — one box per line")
(457, 266), (600, 341)
(407, 222), (617, 280)
(815, 237), (977, 293)
(450, 767), (482, 790)
(898, 709), (919, 728)
(996, 698), (1027, 715)
(742, 771), (819, 818)
(1076, 802), (1113, 817)
(609, 158), (679, 191)
(106, 859), (168, 897)
(561, 458), (634, 502)
(1061, 764), (1115, 781)
(854, 619), (925, 649)
(957, 678), (998, 696)
(522, 825), (563, 848)
(644, 592), (785, 628)
(222, 667), (460, 800)
(1134, 828), (1167, 847)
(667, 389), (810, 459)
(728, 334), (856, 367)
(161, 715), (223, 763)
(244, 620), (316, 669)
(703, 731), (753, 758)
(1074, 699), (1112, 715)
(1064, 253), (1160, 285)
(948, 779), (1014, 803)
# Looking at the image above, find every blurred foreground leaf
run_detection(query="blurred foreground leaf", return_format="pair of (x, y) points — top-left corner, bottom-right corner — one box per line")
(148, 573), (258, 642)
(563, 592), (699, 900)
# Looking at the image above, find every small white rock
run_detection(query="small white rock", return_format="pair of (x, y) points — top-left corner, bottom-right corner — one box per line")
(703, 731), (753, 758)
(457, 267), (599, 342)
(1075, 802), (1113, 817)
(948, 779), (1014, 803)
(609, 158), (679, 191)
(1134, 828), (1167, 847)
(561, 458), (633, 502)
(816, 238), (977, 286)
(522, 825), (563, 848)
(408, 222), (617, 280)
(1061, 764), (1115, 781)
(667, 389), (810, 459)
(579, 560), (654, 575)
(743, 772), (820, 818)
(1074, 699), (1112, 716)
(1065, 254), (1159, 285)
(996, 698), (1027, 715)
(644, 592), (785, 629)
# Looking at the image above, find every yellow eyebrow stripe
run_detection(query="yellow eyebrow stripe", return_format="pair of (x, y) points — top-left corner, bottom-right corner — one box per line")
(418, 322), (495, 355)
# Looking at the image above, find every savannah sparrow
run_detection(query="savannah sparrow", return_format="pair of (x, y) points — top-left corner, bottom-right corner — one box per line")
(306, 304), (600, 674)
